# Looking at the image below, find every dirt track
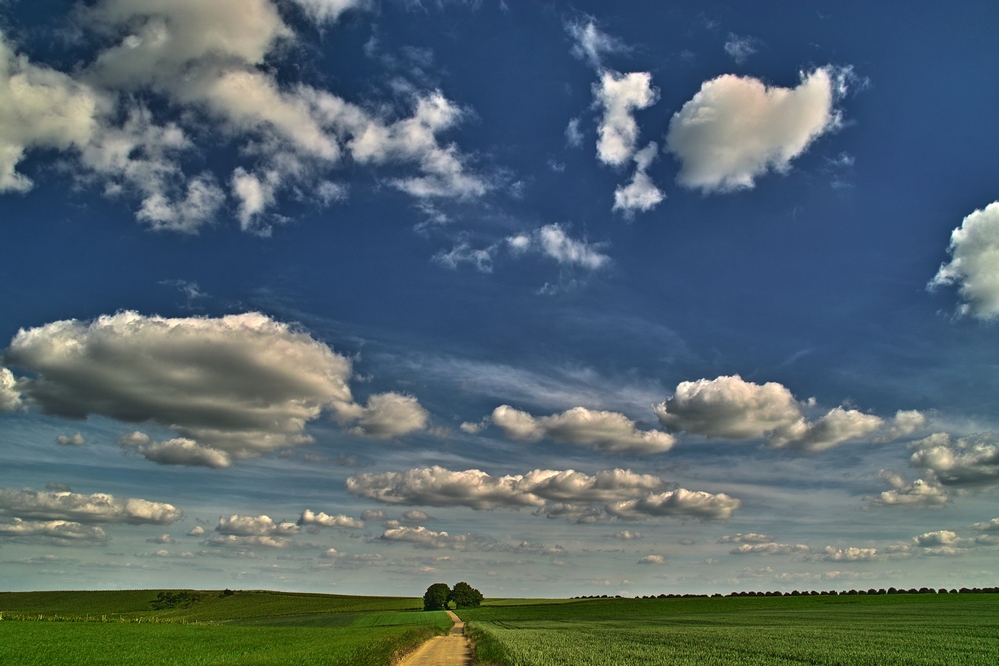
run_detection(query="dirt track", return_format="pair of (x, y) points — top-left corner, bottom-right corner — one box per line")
(396, 610), (471, 666)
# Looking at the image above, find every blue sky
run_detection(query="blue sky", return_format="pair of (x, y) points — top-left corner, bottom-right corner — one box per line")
(2, 0), (999, 597)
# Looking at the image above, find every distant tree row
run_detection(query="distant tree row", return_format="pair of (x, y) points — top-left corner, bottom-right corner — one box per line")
(423, 582), (484, 610)
(574, 586), (999, 600)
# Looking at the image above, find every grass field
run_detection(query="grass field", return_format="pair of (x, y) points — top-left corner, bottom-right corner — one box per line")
(459, 594), (999, 666)
(2, 589), (998, 665)
(0, 590), (449, 666)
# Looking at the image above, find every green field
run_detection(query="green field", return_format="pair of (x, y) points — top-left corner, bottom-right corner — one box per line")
(459, 594), (999, 666)
(2, 590), (998, 665)
(0, 590), (449, 666)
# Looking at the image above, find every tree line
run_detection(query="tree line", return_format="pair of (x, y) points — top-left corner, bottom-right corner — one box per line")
(423, 582), (483, 610)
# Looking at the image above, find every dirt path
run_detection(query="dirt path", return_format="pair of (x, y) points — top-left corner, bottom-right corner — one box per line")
(396, 610), (471, 666)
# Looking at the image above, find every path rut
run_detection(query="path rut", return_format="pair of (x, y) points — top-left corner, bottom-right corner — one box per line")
(396, 610), (471, 666)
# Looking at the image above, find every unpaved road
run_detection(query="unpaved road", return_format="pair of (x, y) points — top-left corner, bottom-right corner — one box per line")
(396, 610), (471, 666)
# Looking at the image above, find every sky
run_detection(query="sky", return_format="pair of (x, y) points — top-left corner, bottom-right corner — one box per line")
(1, 0), (999, 598)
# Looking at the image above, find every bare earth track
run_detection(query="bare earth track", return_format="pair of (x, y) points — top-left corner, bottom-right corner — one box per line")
(396, 610), (471, 666)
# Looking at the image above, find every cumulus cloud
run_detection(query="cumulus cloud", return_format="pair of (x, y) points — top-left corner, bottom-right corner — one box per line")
(298, 510), (364, 529)
(0, 32), (103, 194)
(146, 534), (174, 544)
(594, 70), (659, 167)
(205, 534), (295, 549)
(0, 487), (181, 525)
(971, 518), (999, 532)
(613, 141), (664, 215)
(345, 393), (430, 439)
(506, 224), (611, 271)
(346, 466), (545, 510)
(3, 312), (427, 466)
(638, 554), (665, 564)
(400, 509), (431, 524)
(489, 405), (673, 454)
(869, 470), (949, 508)
(119, 432), (233, 468)
(911, 530), (977, 556)
(718, 533), (775, 544)
(361, 509), (386, 521)
(0, 518), (109, 544)
(0, 367), (23, 411)
(930, 201), (999, 319)
(380, 525), (494, 550)
(347, 465), (739, 521)
(216, 515), (300, 537)
(807, 546), (880, 562)
(56, 432), (87, 446)
(729, 542), (810, 555)
(655, 375), (913, 452)
(614, 530), (643, 540)
(1, 0), (486, 234)
(666, 67), (847, 193)
(187, 526), (205, 537)
(909, 433), (999, 489)
(606, 489), (741, 521)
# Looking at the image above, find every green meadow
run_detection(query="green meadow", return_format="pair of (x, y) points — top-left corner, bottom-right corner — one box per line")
(2, 589), (997, 665)
(460, 593), (999, 666)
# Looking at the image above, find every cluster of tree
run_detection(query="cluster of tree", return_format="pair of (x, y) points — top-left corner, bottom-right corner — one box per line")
(423, 582), (484, 610)
(149, 591), (204, 610)
(575, 586), (999, 600)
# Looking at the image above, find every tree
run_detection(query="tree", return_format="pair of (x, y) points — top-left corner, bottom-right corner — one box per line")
(423, 583), (451, 611)
(448, 581), (483, 608)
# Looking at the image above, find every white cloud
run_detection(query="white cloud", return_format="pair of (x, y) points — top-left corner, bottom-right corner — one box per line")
(346, 465), (739, 521)
(298, 510), (365, 529)
(912, 530), (976, 554)
(566, 20), (626, 69)
(606, 489), (741, 521)
(205, 534), (295, 549)
(400, 509), (431, 524)
(380, 525), (494, 550)
(0, 367), (22, 411)
(808, 546), (880, 562)
(909, 433), (999, 489)
(2, 1), (486, 233)
(930, 201), (999, 319)
(361, 509), (386, 521)
(0, 518), (109, 544)
(119, 432), (233, 468)
(3, 312), (428, 465)
(594, 70), (659, 167)
(56, 432), (86, 446)
(614, 530), (642, 540)
(729, 542), (810, 555)
(971, 518), (999, 532)
(565, 117), (583, 148)
(346, 393), (429, 439)
(187, 526), (205, 537)
(0, 31), (103, 194)
(666, 67), (846, 193)
(292, 0), (370, 24)
(869, 470), (949, 508)
(146, 534), (174, 544)
(216, 515), (300, 537)
(723, 34), (759, 65)
(433, 242), (494, 273)
(506, 224), (611, 271)
(490, 405), (673, 454)
(346, 466), (545, 510)
(613, 141), (664, 215)
(638, 554), (665, 564)
(654, 375), (909, 452)
(0, 487), (181, 525)
(718, 533), (775, 544)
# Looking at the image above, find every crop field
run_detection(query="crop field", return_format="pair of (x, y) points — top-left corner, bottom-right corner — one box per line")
(461, 593), (999, 665)
(0, 590), (448, 666)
